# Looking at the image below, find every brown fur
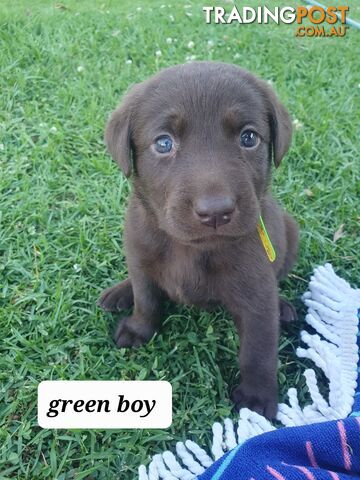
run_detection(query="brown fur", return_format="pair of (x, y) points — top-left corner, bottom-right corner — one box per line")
(98, 62), (299, 419)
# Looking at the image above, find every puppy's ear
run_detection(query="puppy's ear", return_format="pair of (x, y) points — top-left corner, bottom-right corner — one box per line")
(266, 88), (292, 168)
(104, 84), (142, 177)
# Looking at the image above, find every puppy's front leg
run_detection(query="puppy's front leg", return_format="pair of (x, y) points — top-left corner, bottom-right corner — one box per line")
(113, 269), (163, 348)
(227, 281), (279, 419)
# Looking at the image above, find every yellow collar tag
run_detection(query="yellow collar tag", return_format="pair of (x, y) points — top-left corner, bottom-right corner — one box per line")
(257, 215), (276, 262)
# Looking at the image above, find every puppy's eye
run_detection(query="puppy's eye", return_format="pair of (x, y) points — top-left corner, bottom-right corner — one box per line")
(154, 135), (173, 154)
(240, 130), (259, 148)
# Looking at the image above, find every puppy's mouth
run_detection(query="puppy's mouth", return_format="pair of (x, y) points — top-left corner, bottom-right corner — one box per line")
(185, 233), (241, 246)
(160, 217), (242, 246)
(162, 200), (259, 247)
(189, 234), (239, 244)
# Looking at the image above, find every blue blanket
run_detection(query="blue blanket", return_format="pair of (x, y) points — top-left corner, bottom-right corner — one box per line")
(199, 310), (360, 480)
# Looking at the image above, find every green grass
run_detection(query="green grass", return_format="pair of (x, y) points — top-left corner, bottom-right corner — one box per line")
(0, 0), (359, 478)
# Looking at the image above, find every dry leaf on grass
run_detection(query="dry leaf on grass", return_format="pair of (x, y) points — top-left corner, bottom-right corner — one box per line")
(304, 189), (314, 198)
(333, 224), (345, 242)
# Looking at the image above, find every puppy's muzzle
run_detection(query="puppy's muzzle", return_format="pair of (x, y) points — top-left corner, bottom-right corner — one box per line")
(194, 195), (235, 229)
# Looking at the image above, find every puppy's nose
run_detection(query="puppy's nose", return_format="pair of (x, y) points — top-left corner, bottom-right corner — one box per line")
(194, 196), (235, 228)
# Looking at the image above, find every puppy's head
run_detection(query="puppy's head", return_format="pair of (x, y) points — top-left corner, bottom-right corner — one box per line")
(105, 62), (292, 246)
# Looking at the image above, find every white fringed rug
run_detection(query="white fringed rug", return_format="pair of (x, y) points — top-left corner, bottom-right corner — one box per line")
(138, 264), (360, 480)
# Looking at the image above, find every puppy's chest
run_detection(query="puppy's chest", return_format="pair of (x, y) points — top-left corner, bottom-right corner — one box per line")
(155, 249), (224, 307)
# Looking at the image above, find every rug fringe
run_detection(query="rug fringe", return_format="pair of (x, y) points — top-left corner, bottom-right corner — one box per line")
(139, 264), (360, 479)
(277, 264), (360, 426)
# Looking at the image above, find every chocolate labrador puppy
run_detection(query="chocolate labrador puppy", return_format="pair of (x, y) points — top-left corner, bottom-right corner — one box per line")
(98, 62), (299, 419)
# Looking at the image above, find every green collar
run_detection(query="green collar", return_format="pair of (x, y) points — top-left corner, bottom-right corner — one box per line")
(257, 215), (276, 262)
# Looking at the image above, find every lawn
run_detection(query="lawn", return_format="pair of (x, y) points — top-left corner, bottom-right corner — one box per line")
(0, 0), (359, 478)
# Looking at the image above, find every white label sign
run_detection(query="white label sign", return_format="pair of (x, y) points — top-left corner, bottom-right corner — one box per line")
(38, 381), (172, 429)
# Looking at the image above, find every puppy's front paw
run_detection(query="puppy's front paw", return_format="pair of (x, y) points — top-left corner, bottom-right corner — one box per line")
(113, 316), (156, 348)
(279, 298), (298, 325)
(231, 383), (278, 420)
(98, 280), (134, 312)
